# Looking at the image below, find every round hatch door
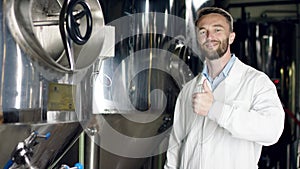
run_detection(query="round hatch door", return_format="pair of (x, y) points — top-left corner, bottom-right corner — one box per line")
(6, 0), (105, 72)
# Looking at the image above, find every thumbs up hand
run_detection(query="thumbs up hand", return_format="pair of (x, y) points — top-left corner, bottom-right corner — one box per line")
(192, 79), (214, 116)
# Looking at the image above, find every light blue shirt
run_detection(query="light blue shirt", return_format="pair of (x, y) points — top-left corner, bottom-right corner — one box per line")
(202, 54), (236, 91)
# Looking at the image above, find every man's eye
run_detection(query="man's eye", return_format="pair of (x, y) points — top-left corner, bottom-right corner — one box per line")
(199, 30), (206, 35)
(215, 28), (222, 32)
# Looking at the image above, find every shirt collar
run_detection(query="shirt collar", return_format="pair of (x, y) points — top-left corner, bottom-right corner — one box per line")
(202, 54), (236, 79)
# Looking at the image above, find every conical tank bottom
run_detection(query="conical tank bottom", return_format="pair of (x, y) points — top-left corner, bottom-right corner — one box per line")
(0, 121), (82, 168)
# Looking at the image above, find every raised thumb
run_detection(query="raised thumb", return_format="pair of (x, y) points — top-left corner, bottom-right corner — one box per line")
(202, 79), (211, 93)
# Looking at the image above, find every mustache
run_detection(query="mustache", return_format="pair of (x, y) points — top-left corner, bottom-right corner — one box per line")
(203, 40), (220, 45)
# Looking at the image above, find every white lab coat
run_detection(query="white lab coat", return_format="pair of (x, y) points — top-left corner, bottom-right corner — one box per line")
(164, 58), (285, 169)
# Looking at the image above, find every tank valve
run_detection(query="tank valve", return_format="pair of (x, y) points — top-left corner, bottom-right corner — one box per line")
(60, 163), (83, 169)
(4, 131), (51, 169)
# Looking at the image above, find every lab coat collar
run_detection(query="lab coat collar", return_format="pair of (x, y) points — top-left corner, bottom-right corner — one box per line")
(224, 57), (245, 85)
(211, 57), (245, 98)
(202, 54), (236, 81)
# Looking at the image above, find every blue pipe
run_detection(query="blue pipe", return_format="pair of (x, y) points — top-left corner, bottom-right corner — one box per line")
(3, 159), (13, 169)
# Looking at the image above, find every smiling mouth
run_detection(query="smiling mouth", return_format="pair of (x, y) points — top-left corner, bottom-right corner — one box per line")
(204, 42), (219, 49)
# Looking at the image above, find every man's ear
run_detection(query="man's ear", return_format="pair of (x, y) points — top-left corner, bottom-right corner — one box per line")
(229, 32), (236, 44)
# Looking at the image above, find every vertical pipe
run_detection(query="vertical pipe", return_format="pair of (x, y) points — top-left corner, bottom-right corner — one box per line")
(294, 23), (300, 169)
(84, 131), (99, 169)
(79, 132), (85, 165)
(0, 0), (6, 124)
(286, 144), (290, 169)
(296, 24), (300, 139)
(296, 23), (300, 169)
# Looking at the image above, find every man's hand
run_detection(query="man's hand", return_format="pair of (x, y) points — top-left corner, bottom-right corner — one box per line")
(192, 79), (214, 116)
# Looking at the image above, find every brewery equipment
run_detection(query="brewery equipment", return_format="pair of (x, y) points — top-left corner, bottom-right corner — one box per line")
(0, 0), (110, 168)
(80, 0), (200, 168)
(0, 0), (199, 168)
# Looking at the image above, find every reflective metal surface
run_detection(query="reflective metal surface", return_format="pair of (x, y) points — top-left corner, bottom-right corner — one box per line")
(82, 0), (204, 169)
(5, 0), (105, 72)
(0, 122), (82, 168)
(0, 0), (106, 167)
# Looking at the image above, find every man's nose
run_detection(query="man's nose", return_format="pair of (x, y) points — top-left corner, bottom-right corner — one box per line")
(206, 30), (214, 40)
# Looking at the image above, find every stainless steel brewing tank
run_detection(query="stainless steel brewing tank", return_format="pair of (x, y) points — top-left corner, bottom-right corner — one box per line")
(0, 0), (105, 168)
(83, 0), (199, 167)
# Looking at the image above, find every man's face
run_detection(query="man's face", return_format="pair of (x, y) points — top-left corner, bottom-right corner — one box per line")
(196, 13), (233, 60)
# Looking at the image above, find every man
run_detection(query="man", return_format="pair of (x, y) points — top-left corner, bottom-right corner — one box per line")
(164, 7), (285, 169)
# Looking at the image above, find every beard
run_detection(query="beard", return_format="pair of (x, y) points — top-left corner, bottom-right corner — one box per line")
(200, 38), (229, 60)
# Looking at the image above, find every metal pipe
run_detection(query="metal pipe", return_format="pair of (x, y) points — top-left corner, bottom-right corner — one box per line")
(295, 23), (300, 139)
(79, 132), (85, 165)
(84, 128), (99, 169)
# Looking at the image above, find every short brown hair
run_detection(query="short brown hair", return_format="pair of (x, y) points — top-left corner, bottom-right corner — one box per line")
(195, 7), (234, 32)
